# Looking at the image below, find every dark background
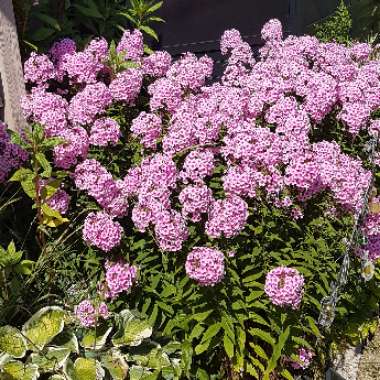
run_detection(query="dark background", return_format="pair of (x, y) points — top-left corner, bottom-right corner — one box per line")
(154, 0), (341, 59)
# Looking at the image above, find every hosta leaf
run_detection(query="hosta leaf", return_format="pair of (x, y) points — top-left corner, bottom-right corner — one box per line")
(0, 353), (11, 366)
(30, 347), (70, 372)
(100, 349), (128, 380)
(129, 366), (154, 380)
(51, 330), (79, 353)
(0, 326), (27, 358)
(22, 306), (65, 350)
(0, 361), (39, 380)
(48, 375), (66, 380)
(132, 348), (171, 370)
(65, 358), (105, 380)
(112, 310), (152, 347)
(81, 325), (112, 350)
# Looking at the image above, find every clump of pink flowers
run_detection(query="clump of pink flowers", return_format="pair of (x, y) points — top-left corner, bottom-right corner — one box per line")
(185, 247), (225, 286)
(46, 189), (70, 215)
(0, 122), (28, 183)
(104, 260), (138, 298)
(74, 299), (109, 327)
(264, 267), (305, 309)
(83, 212), (122, 252)
(290, 348), (314, 370)
(20, 20), (380, 298)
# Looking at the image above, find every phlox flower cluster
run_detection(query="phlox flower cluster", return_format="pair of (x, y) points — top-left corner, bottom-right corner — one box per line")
(21, 21), (380, 292)
(104, 260), (138, 299)
(89, 117), (121, 147)
(0, 122), (28, 183)
(185, 247), (225, 286)
(83, 212), (122, 252)
(74, 299), (109, 327)
(358, 200), (380, 262)
(290, 348), (314, 370)
(74, 159), (129, 218)
(131, 112), (162, 149)
(264, 267), (305, 309)
(46, 189), (70, 215)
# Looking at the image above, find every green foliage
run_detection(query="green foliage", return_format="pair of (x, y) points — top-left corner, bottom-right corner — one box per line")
(0, 306), (182, 379)
(351, 0), (380, 41)
(311, 0), (352, 44)
(13, 0), (164, 56)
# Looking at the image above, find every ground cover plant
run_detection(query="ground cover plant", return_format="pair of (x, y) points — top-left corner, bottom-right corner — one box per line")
(1, 18), (380, 380)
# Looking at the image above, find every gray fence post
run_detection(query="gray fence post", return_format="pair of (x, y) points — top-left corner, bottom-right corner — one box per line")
(0, 0), (26, 131)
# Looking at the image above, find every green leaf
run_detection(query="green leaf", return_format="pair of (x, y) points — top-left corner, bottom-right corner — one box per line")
(147, 1), (163, 14)
(36, 153), (52, 178)
(21, 174), (37, 199)
(189, 324), (205, 341)
(250, 343), (268, 361)
(192, 310), (213, 322)
(100, 349), (128, 380)
(223, 335), (234, 358)
(291, 336), (313, 350)
(0, 326), (27, 358)
(306, 316), (322, 338)
(14, 260), (35, 275)
(196, 368), (209, 380)
(34, 12), (61, 31)
(139, 25), (158, 41)
(41, 137), (65, 149)
(280, 369), (294, 380)
(30, 27), (56, 41)
(112, 310), (152, 347)
(265, 326), (290, 376)
(22, 306), (65, 350)
(202, 323), (221, 341)
(129, 366), (154, 380)
(1, 361), (39, 380)
(51, 330), (79, 353)
(41, 204), (69, 227)
(65, 357), (105, 380)
(249, 328), (275, 346)
(81, 324), (112, 350)
(0, 242), (22, 268)
(8, 168), (33, 182)
(30, 347), (70, 372)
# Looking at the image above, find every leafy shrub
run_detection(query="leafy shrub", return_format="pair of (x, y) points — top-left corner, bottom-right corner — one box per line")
(12, 0), (163, 57)
(351, 0), (380, 41)
(311, 0), (352, 44)
(0, 305), (181, 379)
(1, 18), (380, 380)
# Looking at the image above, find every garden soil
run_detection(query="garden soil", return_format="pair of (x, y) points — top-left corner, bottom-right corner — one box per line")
(357, 327), (380, 380)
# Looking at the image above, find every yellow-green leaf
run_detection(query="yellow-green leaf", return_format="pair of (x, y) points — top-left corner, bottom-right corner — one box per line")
(22, 306), (65, 351)
(0, 326), (27, 358)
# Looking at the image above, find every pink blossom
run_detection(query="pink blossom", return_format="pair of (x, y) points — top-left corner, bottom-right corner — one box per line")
(264, 267), (304, 309)
(185, 247), (225, 286)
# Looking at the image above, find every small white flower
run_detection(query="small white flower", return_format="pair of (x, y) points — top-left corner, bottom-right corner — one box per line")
(361, 260), (375, 282)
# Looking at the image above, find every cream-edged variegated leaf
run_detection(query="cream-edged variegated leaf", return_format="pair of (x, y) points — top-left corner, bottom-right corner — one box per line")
(22, 307), (65, 351)
(0, 326), (27, 358)
(0, 360), (39, 380)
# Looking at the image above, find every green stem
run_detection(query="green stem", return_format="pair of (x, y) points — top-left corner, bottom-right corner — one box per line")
(0, 270), (8, 302)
